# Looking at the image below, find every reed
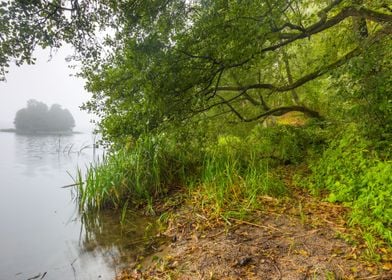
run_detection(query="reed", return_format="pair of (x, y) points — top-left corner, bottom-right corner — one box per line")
(76, 134), (202, 212)
(77, 126), (303, 216)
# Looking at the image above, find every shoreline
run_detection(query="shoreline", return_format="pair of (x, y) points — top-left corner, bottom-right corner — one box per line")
(115, 173), (392, 279)
(0, 128), (83, 135)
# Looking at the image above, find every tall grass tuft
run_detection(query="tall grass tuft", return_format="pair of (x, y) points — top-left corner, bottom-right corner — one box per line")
(76, 134), (202, 212)
(77, 124), (311, 216)
(198, 134), (286, 216)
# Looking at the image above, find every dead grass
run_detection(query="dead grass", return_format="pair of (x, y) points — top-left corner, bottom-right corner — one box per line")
(115, 166), (392, 280)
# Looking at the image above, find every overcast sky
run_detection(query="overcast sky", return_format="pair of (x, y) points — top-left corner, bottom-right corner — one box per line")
(0, 47), (94, 132)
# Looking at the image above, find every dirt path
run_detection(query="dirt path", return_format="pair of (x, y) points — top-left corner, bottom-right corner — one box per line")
(116, 172), (392, 279)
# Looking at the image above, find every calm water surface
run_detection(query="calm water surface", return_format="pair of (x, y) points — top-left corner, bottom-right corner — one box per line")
(0, 132), (150, 280)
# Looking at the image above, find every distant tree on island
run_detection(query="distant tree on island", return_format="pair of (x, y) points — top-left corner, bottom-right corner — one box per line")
(14, 99), (75, 133)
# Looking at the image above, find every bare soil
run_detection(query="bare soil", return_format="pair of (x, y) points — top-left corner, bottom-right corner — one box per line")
(116, 169), (392, 280)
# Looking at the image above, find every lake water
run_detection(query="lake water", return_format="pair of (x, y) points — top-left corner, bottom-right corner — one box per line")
(0, 132), (152, 280)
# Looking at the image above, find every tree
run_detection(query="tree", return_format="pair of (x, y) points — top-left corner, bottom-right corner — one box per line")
(0, 0), (184, 80)
(80, 0), (392, 141)
(2, 1), (392, 141)
(47, 104), (76, 131)
(14, 99), (75, 133)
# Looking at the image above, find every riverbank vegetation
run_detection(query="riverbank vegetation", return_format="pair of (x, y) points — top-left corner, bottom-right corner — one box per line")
(66, 0), (392, 247)
(78, 118), (392, 244)
(3, 0), (392, 277)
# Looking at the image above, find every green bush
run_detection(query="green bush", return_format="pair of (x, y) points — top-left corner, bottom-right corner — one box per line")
(79, 124), (318, 216)
(309, 125), (371, 201)
(350, 161), (392, 244)
(309, 125), (392, 244)
(248, 124), (320, 165)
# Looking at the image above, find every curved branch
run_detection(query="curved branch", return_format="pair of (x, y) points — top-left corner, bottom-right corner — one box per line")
(264, 6), (392, 52)
(193, 91), (246, 114)
(215, 47), (360, 94)
(215, 92), (322, 122)
(215, 94), (247, 121)
(177, 50), (221, 65)
(247, 105), (321, 122)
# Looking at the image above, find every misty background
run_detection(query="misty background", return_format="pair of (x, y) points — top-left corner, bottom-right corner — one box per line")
(0, 46), (93, 132)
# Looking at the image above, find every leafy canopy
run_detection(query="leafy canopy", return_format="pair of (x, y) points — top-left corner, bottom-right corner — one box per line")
(2, 0), (392, 141)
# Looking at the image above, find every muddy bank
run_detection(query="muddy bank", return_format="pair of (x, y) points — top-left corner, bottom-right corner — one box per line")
(115, 190), (392, 280)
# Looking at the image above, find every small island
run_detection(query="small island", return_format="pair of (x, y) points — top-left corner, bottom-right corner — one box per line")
(1, 99), (76, 135)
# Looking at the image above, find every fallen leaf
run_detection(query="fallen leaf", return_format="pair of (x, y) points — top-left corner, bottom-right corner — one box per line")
(382, 262), (392, 271)
(380, 248), (388, 254)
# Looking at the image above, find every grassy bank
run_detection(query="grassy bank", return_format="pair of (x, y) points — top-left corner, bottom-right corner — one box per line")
(76, 124), (311, 214)
(76, 121), (392, 247)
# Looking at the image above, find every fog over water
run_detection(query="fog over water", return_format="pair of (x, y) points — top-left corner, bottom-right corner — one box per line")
(0, 49), (154, 279)
(0, 47), (93, 132)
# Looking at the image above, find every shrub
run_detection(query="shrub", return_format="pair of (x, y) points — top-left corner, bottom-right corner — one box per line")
(309, 125), (371, 201)
(309, 125), (392, 244)
(248, 124), (319, 165)
(350, 161), (392, 244)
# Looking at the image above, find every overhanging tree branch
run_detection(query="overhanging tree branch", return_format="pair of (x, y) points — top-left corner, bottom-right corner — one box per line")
(246, 105), (322, 122)
(182, 3), (391, 64)
(214, 47), (361, 94)
(215, 92), (321, 122)
(265, 6), (392, 52)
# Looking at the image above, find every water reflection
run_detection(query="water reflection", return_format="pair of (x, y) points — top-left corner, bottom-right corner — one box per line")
(0, 132), (160, 280)
(14, 134), (98, 174)
(79, 209), (164, 270)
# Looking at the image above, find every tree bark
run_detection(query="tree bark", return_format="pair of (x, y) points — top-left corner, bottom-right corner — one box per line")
(282, 48), (301, 105)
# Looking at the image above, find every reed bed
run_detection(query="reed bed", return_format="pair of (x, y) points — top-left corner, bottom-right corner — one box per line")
(76, 125), (311, 216)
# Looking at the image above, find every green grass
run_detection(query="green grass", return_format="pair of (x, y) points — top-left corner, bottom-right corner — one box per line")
(76, 125), (311, 218)
(191, 133), (288, 216)
(76, 121), (392, 248)
(76, 134), (202, 211)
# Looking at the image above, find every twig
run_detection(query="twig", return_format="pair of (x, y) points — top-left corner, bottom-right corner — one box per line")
(293, 229), (320, 238)
(358, 275), (385, 280)
(195, 213), (208, 221)
(273, 262), (282, 280)
(209, 223), (239, 239)
(27, 274), (41, 280)
(208, 229), (226, 239)
(71, 258), (77, 280)
(61, 183), (82, 188)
